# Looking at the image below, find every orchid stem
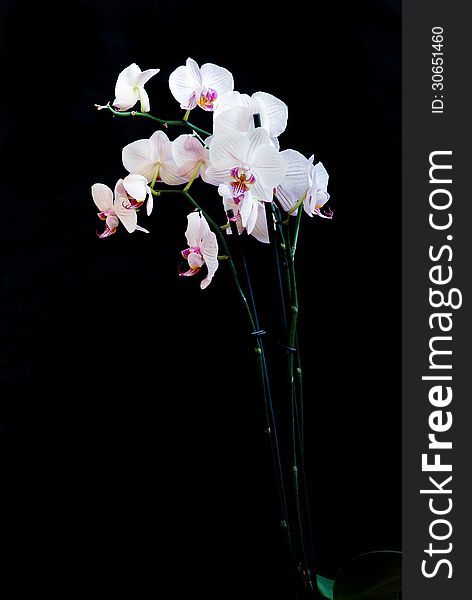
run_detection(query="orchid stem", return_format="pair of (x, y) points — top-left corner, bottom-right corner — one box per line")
(95, 103), (211, 138)
(234, 233), (292, 553)
(183, 192), (292, 546)
(183, 164), (201, 192)
(285, 212), (317, 595)
(291, 205), (303, 259)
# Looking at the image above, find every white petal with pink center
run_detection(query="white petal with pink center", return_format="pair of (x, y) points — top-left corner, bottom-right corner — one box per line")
(122, 130), (186, 186)
(92, 182), (149, 238)
(205, 128), (287, 202)
(113, 63), (160, 113)
(172, 134), (209, 182)
(169, 58), (233, 112)
(180, 212), (219, 289)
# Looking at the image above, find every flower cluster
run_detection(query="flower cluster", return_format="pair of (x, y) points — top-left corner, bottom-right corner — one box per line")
(93, 58), (332, 288)
(93, 58), (337, 595)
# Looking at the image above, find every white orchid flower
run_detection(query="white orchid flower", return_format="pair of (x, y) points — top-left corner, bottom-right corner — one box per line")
(122, 130), (186, 186)
(276, 150), (311, 215)
(122, 173), (153, 216)
(180, 212), (219, 289)
(214, 91), (288, 147)
(92, 181), (149, 238)
(113, 63), (160, 113)
(305, 160), (332, 218)
(218, 184), (269, 244)
(169, 58), (234, 112)
(276, 151), (332, 219)
(205, 128), (287, 203)
(172, 134), (209, 183)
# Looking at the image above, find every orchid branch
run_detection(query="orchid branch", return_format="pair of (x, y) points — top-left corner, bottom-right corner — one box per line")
(178, 190), (292, 546)
(95, 103), (211, 138)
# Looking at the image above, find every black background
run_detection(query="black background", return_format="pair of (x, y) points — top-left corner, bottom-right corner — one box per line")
(0, 0), (401, 597)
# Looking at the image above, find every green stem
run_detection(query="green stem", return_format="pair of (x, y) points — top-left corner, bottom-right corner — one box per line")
(95, 103), (211, 138)
(159, 188), (293, 551)
(183, 163), (202, 192)
(285, 213), (317, 595)
(291, 205), (303, 259)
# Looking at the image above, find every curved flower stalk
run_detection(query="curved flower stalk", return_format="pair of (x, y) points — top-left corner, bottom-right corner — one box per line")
(113, 63), (160, 112)
(180, 212), (219, 289)
(169, 57), (234, 113)
(91, 182), (149, 238)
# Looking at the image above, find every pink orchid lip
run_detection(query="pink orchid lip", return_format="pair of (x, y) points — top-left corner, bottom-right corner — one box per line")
(180, 246), (204, 277)
(97, 209), (115, 220)
(197, 88), (218, 111)
(181, 246), (201, 259)
(178, 266), (200, 277)
(122, 198), (143, 210)
(230, 167), (256, 200)
(315, 207), (334, 219)
(96, 226), (117, 238)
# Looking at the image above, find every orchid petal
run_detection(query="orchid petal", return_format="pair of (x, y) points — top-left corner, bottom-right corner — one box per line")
(113, 86), (139, 111)
(200, 63), (234, 98)
(186, 58), (202, 84)
(115, 203), (138, 233)
(276, 150), (310, 214)
(122, 139), (154, 181)
(172, 134), (206, 167)
(246, 127), (271, 162)
(138, 86), (151, 113)
(202, 165), (231, 186)
(146, 187), (153, 216)
(252, 144), (287, 193)
(91, 183), (114, 212)
(149, 130), (173, 162)
(213, 105), (253, 137)
(200, 231), (219, 289)
(122, 173), (149, 201)
(214, 91), (251, 117)
(253, 91), (288, 138)
(250, 202), (270, 244)
(314, 162), (329, 194)
(238, 193), (252, 228)
(113, 179), (138, 233)
(197, 213), (212, 241)
(159, 161), (187, 185)
(208, 132), (247, 170)
(135, 224), (150, 233)
(245, 198), (259, 236)
(169, 63), (199, 109)
(185, 212), (201, 247)
(116, 63), (141, 87)
(136, 68), (160, 87)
